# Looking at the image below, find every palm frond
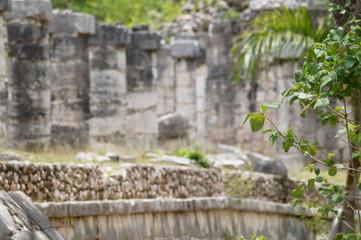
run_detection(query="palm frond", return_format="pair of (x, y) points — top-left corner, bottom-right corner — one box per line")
(231, 6), (334, 82)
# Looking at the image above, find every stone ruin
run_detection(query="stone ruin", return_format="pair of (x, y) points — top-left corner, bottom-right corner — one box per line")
(0, 0), (345, 161)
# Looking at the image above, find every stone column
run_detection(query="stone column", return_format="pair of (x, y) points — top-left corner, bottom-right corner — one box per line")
(156, 47), (175, 115)
(126, 26), (160, 146)
(0, 0), (10, 146)
(48, 10), (95, 148)
(205, 20), (237, 146)
(88, 23), (129, 146)
(4, 0), (52, 150)
(171, 39), (204, 142)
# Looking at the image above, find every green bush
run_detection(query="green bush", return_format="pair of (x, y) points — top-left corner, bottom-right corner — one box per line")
(175, 143), (209, 168)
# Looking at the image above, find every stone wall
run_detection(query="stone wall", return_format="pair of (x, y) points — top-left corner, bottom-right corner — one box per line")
(37, 197), (314, 240)
(0, 0), (344, 162)
(0, 161), (223, 202)
(0, 161), (308, 204)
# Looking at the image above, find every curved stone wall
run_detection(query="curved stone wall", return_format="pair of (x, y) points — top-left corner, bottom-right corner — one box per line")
(37, 197), (315, 240)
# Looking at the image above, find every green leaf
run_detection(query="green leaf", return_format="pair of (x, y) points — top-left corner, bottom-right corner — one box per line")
(291, 189), (304, 199)
(330, 28), (344, 41)
(328, 167), (337, 176)
(330, 193), (343, 203)
(358, 183), (361, 191)
(328, 3), (341, 12)
(318, 186), (333, 194)
(282, 141), (292, 152)
(249, 114), (265, 132)
(335, 164), (343, 170)
(295, 70), (303, 81)
(241, 113), (255, 126)
(309, 145), (317, 156)
(314, 98), (329, 109)
(269, 133), (280, 145)
(344, 56), (357, 68)
(315, 176), (323, 183)
(260, 103), (281, 111)
(308, 179), (315, 192)
(314, 167), (320, 176)
(326, 158), (334, 166)
(346, 15), (356, 25)
(345, 0), (351, 7)
(298, 92), (314, 100)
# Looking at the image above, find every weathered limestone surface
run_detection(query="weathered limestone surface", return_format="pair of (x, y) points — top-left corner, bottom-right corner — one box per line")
(126, 26), (160, 145)
(0, 191), (65, 240)
(37, 197), (314, 240)
(0, 0), (10, 146)
(49, 10), (95, 147)
(4, 0), (52, 150)
(88, 23), (129, 145)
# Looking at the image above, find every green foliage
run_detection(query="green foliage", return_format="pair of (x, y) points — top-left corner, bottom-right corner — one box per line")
(175, 143), (209, 168)
(225, 233), (266, 240)
(231, 6), (333, 81)
(52, 0), (184, 29)
(241, 2), (361, 237)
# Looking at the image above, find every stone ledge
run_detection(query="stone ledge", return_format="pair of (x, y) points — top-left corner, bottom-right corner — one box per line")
(4, 0), (52, 21)
(128, 31), (161, 50)
(48, 10), (95, 35)
(171, 40), (200, 59)
(89, 23), (130, 46)
(37, 197), (307, 218)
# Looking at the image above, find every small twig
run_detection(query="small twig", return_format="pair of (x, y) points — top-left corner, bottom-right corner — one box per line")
(263, 113), (361, 173)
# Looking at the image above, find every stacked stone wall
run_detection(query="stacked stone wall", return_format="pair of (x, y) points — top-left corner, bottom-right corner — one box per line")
(0, 161), (223, 202)
(0, 161), (311, 204)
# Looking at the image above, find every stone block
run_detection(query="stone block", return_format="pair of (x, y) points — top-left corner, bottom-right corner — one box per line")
(90, 70), (126, 95)
(51, 125), (88, 148)
(50, 62), (89, 89)
(176, 87), (195, 104)
(209, 19), (232, 34)
(127, 91), (157, 110)
(90, 47), (125, 70)
(89, 23), (129, 46)
(51, 37), (88, 61)
(126, 110), (158, 135)
(7, 61), (50, 88)
(0, 0), (11, 11)
(158, 112), (188, 139)
(7, 23), (47, 43)
(7, 122), (51, 140)
(175, 71), (194, 88)
(7, 88), (50, 119)
(128, 31), (161, 50)
(89, 113), (126, 136)
(171, 40), (200, 59)
(48, 10), (95, 35)
(8, 45), (48, 60)
(126, 68), (154, 92)
(126, 49), (152, 68)
(4, 0), (52, 21)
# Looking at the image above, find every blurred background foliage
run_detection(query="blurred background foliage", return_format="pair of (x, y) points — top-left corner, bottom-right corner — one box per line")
(51, 0), (217, 29)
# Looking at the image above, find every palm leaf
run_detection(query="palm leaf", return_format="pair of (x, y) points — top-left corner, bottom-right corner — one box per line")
(231, 6), (334, 82)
